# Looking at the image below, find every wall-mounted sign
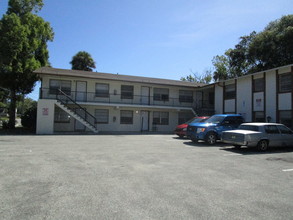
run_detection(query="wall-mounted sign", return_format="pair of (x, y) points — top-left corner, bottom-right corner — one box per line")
(42, 108), (49, 116)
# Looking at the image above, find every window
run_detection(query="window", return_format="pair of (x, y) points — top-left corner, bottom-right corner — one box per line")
(49, 80), (71, 95)
(154, 88), (169, 101)
(253, 111), (265, 122)
(279, 110), (292, 129)
(253, 78), (265, 92)
(279, 73), (292, 93)
(95, 83), (109, 97)
(277, 125), (293, 134)
(265, 125), (280, 134)
(120, 110), (133, 124)
(178, 112), (194, 124)
(54, 107), (70, 123)
(153, 111), (169, 125)
(179, 90), (193, 103)
(95, 109), (109, 124)
(224, 84), (236, 100)
(121, 85), (134, 99)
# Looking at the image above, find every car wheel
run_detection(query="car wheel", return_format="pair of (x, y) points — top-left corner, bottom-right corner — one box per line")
(191, 138), (198, 143)
(257, 140), (268, 151)
(234, 145), (241, 149)
(205, 132), (217, 145)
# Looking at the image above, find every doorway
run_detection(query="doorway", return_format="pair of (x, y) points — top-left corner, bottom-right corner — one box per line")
(75, 108), (86, 131)
(76, 81), (87, 102)
(141, 86), (150, 105)
(141, 111), (149, 131)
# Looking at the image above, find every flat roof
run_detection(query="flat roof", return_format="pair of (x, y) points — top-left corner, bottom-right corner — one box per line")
(34, 67), (206, 88)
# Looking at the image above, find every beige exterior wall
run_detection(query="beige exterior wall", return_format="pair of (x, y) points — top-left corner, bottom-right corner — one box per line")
(41, 75), (196, 107)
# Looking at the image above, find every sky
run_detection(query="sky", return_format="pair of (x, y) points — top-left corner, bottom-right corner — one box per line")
(0, 0), (292, 100)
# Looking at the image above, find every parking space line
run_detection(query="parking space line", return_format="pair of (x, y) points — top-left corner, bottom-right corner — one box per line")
(282, 168), (293, 172)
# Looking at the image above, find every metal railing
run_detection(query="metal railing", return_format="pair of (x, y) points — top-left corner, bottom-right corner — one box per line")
(40, 88), (198, 108)
(56, 89), (97, 129)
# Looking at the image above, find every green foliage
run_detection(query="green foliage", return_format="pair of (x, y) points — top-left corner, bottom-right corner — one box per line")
(21, 103), (37, 130)
(17, 97), (37, 115)
(70, 51), (96, 71)
(212, 15), (293, 81)
(0, 0), (54, 128)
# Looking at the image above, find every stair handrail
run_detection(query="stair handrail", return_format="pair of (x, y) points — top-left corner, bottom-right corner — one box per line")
(56, 89), (97, 129)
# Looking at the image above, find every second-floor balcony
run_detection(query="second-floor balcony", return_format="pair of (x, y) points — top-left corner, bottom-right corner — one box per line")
(40, 88), (201, 108)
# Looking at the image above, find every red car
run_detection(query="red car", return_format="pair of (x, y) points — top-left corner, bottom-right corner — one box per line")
(174, 116), (209, 138)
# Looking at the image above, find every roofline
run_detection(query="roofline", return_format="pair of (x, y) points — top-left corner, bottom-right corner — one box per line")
(34, 67), (206, 88)
(214, 64), (293, 84)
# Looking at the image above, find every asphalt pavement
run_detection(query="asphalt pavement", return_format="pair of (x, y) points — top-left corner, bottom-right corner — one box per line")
(0, 135), (293, 220)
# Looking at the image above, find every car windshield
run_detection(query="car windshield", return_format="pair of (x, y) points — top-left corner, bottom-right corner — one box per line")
(189, 117), (207, 124)
(204, 116), (225, 124)
(238, 125), (259, 131)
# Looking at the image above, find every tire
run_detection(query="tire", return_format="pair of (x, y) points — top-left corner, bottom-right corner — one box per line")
(233, 145), (241, 149)
(191, 138), (198, 143)
(257, 140), (268, 151)
(205, 132), (217, 145)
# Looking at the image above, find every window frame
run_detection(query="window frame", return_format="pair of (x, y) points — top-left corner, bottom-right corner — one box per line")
(121, 85), (134, 99)
(49, 79), (71, 95)
(253, 77), (265, 93)
(120, 110), (133, 124)
(179, 90), (193, 103)
(153, 111), (169, 125)
(224, 84), (236, 100)
(278, 73), (292, 93)
(54, 107), (70, 123)
(95, 83), (109, 98)
(153, 88), (169, 101)
(95, 109), (109, 124)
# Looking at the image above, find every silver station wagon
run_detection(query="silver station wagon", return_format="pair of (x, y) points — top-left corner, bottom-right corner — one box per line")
(222, 123), (293, 151)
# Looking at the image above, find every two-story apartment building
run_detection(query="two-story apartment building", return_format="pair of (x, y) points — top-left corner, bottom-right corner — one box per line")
(35, 64), (293, 135)
(35, 67), (213, 134)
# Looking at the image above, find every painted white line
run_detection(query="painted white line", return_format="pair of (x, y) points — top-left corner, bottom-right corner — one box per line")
(282, 168), (293, 172)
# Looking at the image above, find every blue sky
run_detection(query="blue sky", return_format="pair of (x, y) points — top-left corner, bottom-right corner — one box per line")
(0, 0), (292, 100)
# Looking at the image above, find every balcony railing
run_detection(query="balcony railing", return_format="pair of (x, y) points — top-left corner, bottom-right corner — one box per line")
(40, 88), (199, 108)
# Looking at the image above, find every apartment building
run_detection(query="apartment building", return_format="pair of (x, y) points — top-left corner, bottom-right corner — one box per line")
(214, 64), (293, 128)
(35, 64), (293, 135)
(35, 67), (214, 134)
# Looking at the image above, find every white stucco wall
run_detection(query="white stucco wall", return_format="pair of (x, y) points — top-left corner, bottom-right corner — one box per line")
(265, 69), (277, 122)
(36, 99), (56, 134)
(214, 84), (223, 114)
(237, 77), (252, 122)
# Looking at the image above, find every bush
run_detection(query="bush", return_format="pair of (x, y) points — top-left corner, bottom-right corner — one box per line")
(21, 105), (37, 130)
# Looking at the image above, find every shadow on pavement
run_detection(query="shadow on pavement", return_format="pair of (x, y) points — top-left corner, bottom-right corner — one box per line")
(220, 146), (293, 155)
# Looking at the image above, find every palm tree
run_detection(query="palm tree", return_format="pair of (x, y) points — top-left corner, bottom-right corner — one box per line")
(70, 51), (96, 71)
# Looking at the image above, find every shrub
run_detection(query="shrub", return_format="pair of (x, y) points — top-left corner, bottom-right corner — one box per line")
(21, 105), (37, 130)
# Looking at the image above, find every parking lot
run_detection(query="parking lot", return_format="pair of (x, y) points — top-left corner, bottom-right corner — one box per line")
(0, 134), (293, 220)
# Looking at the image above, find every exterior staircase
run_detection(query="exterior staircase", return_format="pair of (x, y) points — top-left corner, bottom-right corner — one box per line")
(55, 90), (98, 134)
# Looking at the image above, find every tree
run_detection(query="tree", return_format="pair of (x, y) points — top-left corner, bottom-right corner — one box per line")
(70, 51), (96, 71)
(0, 0), (54, 128)
(181, 69), (213, 84)
(211, 15), (293, 80)
(249, 15), (293, 71)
